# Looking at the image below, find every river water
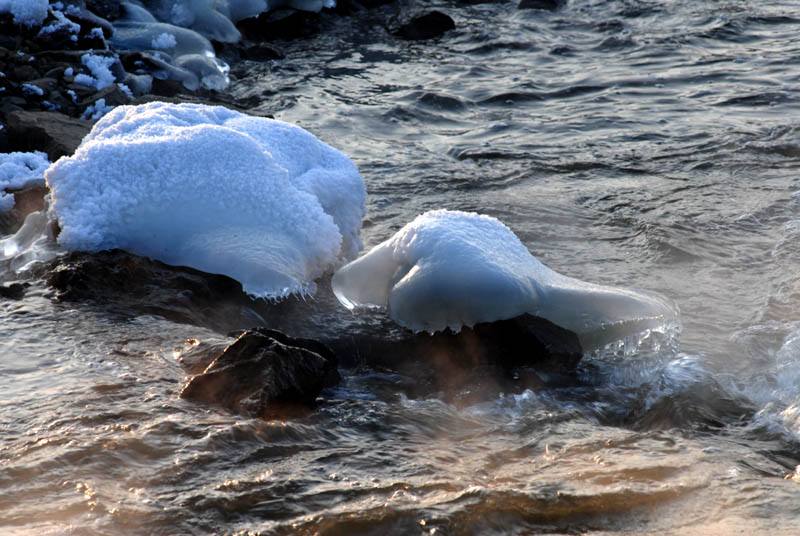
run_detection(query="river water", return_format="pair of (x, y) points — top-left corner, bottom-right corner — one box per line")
(4, 0), (800, 533)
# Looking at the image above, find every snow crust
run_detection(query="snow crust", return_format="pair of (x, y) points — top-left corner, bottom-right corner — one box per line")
(45, 102), (365, 299)
(0, 0), (48, 27)
(0, 151), (50, 213)
(332, 210), (678, 346)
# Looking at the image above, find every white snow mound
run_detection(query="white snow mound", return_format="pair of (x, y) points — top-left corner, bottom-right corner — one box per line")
(46, 101), (365, 299)
(332, 210), (678, 345)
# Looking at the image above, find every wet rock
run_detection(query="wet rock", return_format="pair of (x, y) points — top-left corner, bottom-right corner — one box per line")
(149, 78), (187, 98)
(180, 328), (339, 418)
(2, 110), (92, 159)
(41, 249), (263, 334)
(237, 9), (322, 42)
(518, 0), (565, 10)
(241, 44), (284, 62)
(329, 313), (583, 403)
(0, 282), (28, 300)
(390, 11), (455, 41)
(37, 247), (582, 406)
(0, 184), (49, 235)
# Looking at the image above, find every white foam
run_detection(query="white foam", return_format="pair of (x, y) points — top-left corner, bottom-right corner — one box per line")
(45, 102), (365, 299)
(332, 210), (679, 346)
(0, 0), (48, 27)
(0, 151), (50, 213)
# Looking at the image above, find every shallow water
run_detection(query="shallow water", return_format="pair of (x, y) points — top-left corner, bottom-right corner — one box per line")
(4, 0), (800, 533)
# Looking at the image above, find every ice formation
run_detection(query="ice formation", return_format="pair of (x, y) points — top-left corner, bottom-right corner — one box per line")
(109, 0), (334, 90)
(45, 102), (365, 298)
(332, 210), (679, 347)
(0, 151), (50, 213)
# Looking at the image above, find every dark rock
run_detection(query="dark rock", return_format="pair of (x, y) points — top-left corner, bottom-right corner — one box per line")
(179, 328), (339, 418)
(12, 64), (40, 81)
(67, 82), (100, 100)
(518, 0), (564, 10)
(328, 313), (583, 403)
(149, 77), (187, 98)
(85, 0), (123, 21)
(84, 83), (131, 108)
(65, 7), (115, 39)
(37, 248), (583, 405)
(237, 9), (322, 42)
(41, 250), (265, 334)
(391, 11), (455, 41)
(2, 110), (92, 159)
(0, 282), (28, 300)
(242, 44), (284, 62)
(23, 77), (58, 98)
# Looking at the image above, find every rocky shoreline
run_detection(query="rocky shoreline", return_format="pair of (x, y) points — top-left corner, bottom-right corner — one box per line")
(1, 0), (581, 418)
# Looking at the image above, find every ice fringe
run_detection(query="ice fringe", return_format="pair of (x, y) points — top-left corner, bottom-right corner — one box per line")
(332, 210), (679, 348)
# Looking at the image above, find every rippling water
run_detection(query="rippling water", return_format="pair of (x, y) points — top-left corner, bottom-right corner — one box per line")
(4, 0), (800, 533)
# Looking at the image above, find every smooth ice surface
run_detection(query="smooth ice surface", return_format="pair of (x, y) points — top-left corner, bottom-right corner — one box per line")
(110, 0), (332, 90)
(0, 0), (48, 26)
(332, 210), (679, 345)
(46, 102), (365, 299)
(0, 151), (50, 212)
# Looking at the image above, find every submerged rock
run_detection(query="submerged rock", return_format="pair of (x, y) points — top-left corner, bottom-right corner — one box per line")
(332, 313), (583, 404)
(518, 0), (565, 10)
(390, 11), (455, 41)
(180, 328), (339, 418)
(38, 247), (583, 408)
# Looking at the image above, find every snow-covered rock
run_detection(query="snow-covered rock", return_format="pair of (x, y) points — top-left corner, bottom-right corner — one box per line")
(46, 102), (365, 299)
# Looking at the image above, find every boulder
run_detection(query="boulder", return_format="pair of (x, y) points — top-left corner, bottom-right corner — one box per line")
(518, 0), (564, 10)
(237, 9), (322, 42)
(390, 11), (455, 41)
(42, 249), (262, 334)
(179, 328), (339, 418)
(38, 249), (583, 407)
(0, 282), (27, 300)
(2, 110), (92, 159)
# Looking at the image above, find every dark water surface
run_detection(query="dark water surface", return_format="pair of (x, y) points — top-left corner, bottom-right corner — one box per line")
(4, 0), (800, 533)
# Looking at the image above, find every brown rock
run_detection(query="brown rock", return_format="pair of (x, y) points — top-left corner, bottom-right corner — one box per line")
(180, 328), (339, 418)
(83, 83), (131, 107)
(3, 110), (92, 159)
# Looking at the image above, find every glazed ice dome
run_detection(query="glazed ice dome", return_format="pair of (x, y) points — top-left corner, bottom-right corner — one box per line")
(46, 101), (365, 299)
(332, 210), (678, 346)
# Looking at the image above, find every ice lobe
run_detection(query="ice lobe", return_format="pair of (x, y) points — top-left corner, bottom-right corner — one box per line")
(45, 102), (365, 299)
(332, 210), (678, 346)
